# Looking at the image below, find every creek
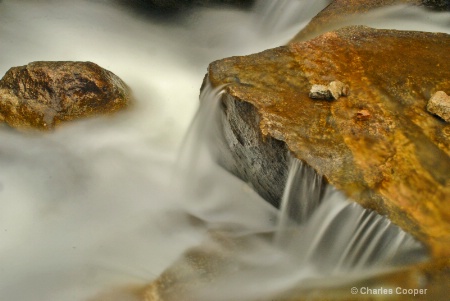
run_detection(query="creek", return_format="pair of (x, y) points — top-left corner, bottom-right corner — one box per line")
(0, 1), (448, 300)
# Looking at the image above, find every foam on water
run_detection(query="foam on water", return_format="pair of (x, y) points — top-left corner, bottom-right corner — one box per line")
(0, 0), (447, 300)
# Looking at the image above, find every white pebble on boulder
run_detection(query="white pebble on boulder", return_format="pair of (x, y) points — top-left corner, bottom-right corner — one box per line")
(309, 81), (349, 100)
(427, 91), (450, 122)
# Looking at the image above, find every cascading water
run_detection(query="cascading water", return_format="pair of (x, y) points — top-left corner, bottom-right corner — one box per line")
(0, 1), (448, 300)
(274, 157), (324, 247)
(165, 85), (428, 301)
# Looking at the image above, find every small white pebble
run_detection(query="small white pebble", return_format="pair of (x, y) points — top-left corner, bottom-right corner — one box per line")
(328, 81), (349, 99)
(309, 84), (331, 100)
(426, 91), (450, 122)
(309, 81), (349, 100)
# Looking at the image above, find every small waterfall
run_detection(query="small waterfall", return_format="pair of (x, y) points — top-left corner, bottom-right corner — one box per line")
(273, 155), (427, 274)
(175, 83), (428, 301)
(274, 157), (324, 246)
(173, 82), (279, 234)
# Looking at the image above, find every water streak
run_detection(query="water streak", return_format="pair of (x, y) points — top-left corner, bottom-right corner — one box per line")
(273, 160), (427, 273)
(274, 157), (324, 246)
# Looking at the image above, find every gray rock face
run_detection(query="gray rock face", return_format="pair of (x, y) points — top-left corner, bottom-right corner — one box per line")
(213, 92), (289, 208)
(0, 61), (131, 130)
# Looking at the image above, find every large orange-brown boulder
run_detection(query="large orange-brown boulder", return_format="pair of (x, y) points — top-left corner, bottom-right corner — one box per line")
(207, 26), (450, 259)
(0, 61), (131, 130)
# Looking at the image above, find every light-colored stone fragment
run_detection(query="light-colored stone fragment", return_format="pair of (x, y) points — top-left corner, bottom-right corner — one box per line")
(328, 80), (349, 99)
(309, 84), (332, 99)
(309, 81), (349, 100)
(427, 91), (450, 122)
(356, 109), (371, 119)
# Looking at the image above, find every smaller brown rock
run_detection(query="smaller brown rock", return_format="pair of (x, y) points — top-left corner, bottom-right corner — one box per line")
(427, 91), (450, 122)
(356, 109), (371, 120)
(0, 61), (131, 130)
(309, 81), (349, 100)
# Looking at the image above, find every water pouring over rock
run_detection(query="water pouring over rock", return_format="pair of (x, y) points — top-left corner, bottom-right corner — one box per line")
(207, 26), (450, 259)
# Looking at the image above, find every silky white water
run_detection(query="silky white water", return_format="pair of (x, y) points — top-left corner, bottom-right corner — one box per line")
(169, 85), (427, 301)
(0, 1), (448, 300)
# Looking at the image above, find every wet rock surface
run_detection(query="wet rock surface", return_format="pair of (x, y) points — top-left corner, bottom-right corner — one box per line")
(0, 61), (131, 130)
(207, 26), (450, 259)
(139, 233), (449, 301)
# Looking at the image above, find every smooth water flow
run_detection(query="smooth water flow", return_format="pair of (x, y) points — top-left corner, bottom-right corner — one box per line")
(166, 87), (428, 301)
(0, 0), (448, 300)
(274, 157), (324, 246)
(272, 155), (426, 272)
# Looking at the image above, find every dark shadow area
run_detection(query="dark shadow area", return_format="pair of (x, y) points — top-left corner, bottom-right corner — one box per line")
(114, 0), (255, 21)
(422, 0), (450, 11)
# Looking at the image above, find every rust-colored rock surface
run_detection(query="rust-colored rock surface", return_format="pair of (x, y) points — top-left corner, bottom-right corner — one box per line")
(0, 61), (131, 130)
(207, 26), (450, 259)
(289, 0), (449, 42)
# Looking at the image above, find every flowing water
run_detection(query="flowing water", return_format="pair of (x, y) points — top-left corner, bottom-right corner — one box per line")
(170, 86), (427, 301)
(0, 1), (448, 300)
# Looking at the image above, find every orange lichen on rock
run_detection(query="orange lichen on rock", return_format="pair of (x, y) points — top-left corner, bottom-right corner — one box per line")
(208, 26), (450, 258)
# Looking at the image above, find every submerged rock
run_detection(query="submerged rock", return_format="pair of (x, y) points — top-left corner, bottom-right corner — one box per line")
(138, 232), (449, 301)
(207, 26), (450, 259)
(427, 91), (450, 122)
(0, 61), (131, 130)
